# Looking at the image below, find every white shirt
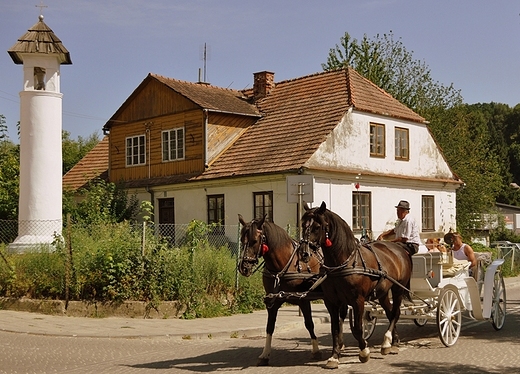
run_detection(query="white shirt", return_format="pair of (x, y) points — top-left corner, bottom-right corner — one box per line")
(394, 214), (421, 245)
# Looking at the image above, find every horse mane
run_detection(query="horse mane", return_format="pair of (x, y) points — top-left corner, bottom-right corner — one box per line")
(323, 209), (359, 252)
(303, 202), (359, 257)
(263, 221), (293, 248)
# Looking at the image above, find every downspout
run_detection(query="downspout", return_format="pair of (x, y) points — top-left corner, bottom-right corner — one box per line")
(145, 186), (155, 223)
(203, 109), (209, 168)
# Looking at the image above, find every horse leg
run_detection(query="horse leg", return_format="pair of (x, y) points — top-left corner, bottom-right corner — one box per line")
(299, 300), (321, 360)
(338, 303), (348, 350)
(379, 290), (402, 355)
(257, 302), (281, 366)
(350, 299), (370, 363)
(324, 300), (342, 369)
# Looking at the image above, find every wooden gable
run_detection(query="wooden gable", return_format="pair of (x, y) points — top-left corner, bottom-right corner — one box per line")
(105, 74), (260, 186)
(107, 77), (200, 126)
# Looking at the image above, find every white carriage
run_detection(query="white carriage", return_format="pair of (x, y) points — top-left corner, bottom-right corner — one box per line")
(355, 251), (507, 346)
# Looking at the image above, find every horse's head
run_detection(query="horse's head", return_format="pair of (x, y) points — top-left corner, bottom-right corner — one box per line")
(301, 201), (361, 266)
(238, 214), (268, 277)
(300, 201), (331, 260)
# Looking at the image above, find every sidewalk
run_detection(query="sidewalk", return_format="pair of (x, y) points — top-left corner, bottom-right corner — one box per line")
(0, 276), (518, 339)
(0, 303), (331, 340)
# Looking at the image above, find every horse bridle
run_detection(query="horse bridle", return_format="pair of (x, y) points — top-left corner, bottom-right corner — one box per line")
(240, 221), (267, 266)
(300, 216), (328, 259)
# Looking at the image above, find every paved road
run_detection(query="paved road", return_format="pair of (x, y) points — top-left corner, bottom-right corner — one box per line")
(0, 283), (519, 373)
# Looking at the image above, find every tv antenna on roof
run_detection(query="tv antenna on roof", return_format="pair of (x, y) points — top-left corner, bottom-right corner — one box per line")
(199, 43), (211, 83)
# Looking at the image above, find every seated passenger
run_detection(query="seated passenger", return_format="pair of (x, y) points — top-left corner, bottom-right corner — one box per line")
(425, 238), (446, 253)
(450, 232), (477, 274)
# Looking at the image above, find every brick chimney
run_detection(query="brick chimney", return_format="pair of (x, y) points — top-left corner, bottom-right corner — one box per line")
(253, 71), (274, 100)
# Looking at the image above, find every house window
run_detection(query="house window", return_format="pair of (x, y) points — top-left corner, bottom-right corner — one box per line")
(422, 195), (435, 231)
(352, 191), (371, 232)
(207, 194), (225, 234)
(254, 191), (273, 221)
(126, 135), (146, 166)
(395, 127), (409, 160)
(162, 127), (185, 161)
(370, 123), (385, 157)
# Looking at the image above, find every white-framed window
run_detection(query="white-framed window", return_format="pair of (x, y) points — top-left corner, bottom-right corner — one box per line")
(162, 128), (185, 161)
(126, 135), (146, 166)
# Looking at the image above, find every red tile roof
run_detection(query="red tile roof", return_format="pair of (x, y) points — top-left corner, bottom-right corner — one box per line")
(62, 136), (109, 190)
(151, 74), (260, 117)
(67, 68), (431, 189)
(197, 68), (425, 180)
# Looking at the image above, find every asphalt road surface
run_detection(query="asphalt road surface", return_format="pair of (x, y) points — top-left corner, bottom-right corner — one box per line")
(1, 287), (519, 373)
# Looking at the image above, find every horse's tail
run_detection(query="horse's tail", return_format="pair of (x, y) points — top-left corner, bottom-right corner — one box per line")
(403, 277), (413, 303)
(404, 247), (414, 302)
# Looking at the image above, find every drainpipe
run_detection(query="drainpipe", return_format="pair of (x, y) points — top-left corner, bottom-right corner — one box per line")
(145, 186), (155, 223)
(203, 109), (209, 168)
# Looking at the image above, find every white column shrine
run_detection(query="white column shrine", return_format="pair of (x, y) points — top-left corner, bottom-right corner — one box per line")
(7, 14), (72, 252)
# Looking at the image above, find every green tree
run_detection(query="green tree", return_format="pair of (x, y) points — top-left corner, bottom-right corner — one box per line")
(427, 104), (504, 235)
(63, 179), (139, 225)
(322, 31), (463, 115)
(0, 139), (19, 220)
(62, 131), (100, 175)
(0, 115), (8, 141)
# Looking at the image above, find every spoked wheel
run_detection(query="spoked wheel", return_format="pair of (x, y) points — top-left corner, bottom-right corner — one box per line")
(436, 287), (462, 347)
(348, 307), (377, 340)
(413, 317), (428, 327)
(491, 271), (506, 330)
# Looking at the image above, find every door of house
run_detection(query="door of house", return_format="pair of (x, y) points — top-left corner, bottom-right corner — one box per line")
(158, 198), (175, 245)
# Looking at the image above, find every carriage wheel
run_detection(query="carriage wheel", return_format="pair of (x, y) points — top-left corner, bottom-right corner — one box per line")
(491, 271), (506, 331)
(348, 307), (377, 340)
(413, 317), (428, 327)
(436, 287), (462, 347)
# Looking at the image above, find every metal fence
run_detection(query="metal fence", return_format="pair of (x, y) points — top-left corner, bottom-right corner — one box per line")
(0, 219), (17, 244)
(0, 219), (242, 255)
(490, 241), (518, 272)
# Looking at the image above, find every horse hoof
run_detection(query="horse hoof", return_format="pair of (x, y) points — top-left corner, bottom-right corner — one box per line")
(359, 354), (370, 363)
(311, 351), (322, 360)
(389, 346), (399, 355)
(257, 358), (269, 366)
(324, 359), (339, 369)
(381, 347), (391, 355)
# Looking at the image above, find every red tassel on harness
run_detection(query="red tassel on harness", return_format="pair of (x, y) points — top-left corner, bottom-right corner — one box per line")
(261, 243), (269, 255)
(325, 235), (332, 247)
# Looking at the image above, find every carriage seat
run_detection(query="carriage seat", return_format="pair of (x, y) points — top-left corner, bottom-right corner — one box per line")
(411, 252), (443, 291)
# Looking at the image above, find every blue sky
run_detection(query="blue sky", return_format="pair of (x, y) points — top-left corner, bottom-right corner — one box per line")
(1, 0), (519, 141)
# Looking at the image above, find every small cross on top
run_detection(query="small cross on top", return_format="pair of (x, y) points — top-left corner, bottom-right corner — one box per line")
(35, 1), (48, 16)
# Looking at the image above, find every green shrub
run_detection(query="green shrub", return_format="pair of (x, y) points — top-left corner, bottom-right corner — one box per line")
(0, 221), (266, 318)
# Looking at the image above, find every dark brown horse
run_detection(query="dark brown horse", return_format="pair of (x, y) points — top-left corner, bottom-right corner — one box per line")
(300, 202), (413, 369)
(238, 214), (324, 366)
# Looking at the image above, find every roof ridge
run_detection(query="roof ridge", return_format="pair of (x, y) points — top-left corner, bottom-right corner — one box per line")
(150, 73), (246, 95)
(275, 69), (339, 86)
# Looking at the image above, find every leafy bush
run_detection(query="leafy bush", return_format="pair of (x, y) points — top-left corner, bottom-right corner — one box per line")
(0, 220), (265, 319)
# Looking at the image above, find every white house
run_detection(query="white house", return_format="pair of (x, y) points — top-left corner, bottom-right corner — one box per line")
(63, 68), (462, 243)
